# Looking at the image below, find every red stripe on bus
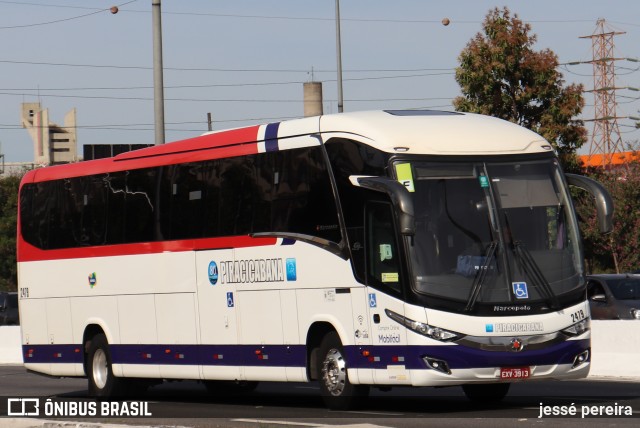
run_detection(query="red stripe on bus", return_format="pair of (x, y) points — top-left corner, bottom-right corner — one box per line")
(25, 143), (262, 181)
(23, 125), (262, 182)
(115, 125), (262, 161)
(17, 235), (278, 262)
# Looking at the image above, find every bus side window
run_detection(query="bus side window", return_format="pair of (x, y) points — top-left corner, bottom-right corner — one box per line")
(124, 168), (157, 243)
(169, 163), (209, 239)
(84, 175), (111, 246)
(271, 147), (340, 242)
(366, 202), (401, 294)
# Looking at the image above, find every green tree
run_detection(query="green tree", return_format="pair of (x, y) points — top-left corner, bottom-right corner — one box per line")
(575, 157), (640, 273)
(454, 7), (587, 171)
(0, 175), (20, 291)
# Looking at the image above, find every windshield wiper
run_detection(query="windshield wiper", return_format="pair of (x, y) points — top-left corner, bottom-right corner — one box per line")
(464, 241), (498, 312)
(512, 241), (560, 310)
(503, 213), (560, 310)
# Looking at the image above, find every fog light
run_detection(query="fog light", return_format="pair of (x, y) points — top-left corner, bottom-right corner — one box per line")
(423, 356), (451, 374)
(572, 350), (590, 368)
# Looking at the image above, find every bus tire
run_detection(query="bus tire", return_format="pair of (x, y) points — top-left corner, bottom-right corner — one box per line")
(87, 333), (125, 397)
(462, 383), (510, 402)
(317, 331), (368, 410)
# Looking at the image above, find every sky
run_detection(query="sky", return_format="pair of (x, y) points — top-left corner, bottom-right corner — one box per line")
(0, 0), (639, 162)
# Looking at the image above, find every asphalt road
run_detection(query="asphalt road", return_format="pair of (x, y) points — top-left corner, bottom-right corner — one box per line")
(0, 365), (639, 427)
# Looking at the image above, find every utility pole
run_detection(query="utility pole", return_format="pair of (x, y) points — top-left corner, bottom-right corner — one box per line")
(335, 0), (344, 113)
(152, 0), (165, 145)
(580, 19), (625, 168)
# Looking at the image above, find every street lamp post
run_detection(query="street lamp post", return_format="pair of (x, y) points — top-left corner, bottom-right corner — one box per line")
(152, 0), (165, 145)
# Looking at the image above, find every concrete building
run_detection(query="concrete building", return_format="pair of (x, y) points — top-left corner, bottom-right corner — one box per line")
(0, 161), (35, 178)
(303, 81), (323, 117)
(21, 102), (78, 166)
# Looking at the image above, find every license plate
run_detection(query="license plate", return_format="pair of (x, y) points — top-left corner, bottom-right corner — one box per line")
(500, 367), (530, 380)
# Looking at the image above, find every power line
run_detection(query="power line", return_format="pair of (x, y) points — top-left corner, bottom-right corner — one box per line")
(0, 2), (459, 24)
(0, 59), (455, 74)
(0, 1), (138, 30)
(0, 1), (611, 26)
(0, 72), (455, 93)
(0, 91), (454, 103)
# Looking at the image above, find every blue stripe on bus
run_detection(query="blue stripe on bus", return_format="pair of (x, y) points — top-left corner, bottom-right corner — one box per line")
(264, 122), (280, 152)
(23, 339), (588, 371)
(110, 344), (306, 367)
(346, 339), (589, 370)
(22, 344), (84, 364)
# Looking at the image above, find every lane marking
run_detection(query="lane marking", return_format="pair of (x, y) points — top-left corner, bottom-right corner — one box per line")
(232, 420), (393, 428)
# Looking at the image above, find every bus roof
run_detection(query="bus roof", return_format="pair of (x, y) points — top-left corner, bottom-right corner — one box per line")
(318, 110), (551, 155)
(22, 110), (552, 184)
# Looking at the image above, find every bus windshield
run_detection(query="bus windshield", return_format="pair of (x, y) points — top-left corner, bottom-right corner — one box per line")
(400, 157), (583, 308)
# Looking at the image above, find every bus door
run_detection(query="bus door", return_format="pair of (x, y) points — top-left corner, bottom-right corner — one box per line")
(364, 201), (410, 385)
(195, 249), (241, 381)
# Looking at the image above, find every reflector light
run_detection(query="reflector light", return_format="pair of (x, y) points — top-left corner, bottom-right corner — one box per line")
(572, 349), (590, 368)
(423, 356), (452, 375)
(362, 350), (370, 357)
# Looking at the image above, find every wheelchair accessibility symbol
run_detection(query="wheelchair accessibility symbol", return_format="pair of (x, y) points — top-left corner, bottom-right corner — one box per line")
(512, 282), (529, 299)
(368, 293), (377, 308)
(227, 292), (234, 308)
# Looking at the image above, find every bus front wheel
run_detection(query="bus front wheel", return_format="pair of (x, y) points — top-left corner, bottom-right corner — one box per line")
(87, 333), (125, 397)
(317, 331), (368, 410)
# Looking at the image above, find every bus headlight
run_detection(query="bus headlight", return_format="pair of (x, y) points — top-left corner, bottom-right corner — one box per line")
(631, 308), (640, 320)
(561, 318), (590, 336)
(385, 309), (462, 342)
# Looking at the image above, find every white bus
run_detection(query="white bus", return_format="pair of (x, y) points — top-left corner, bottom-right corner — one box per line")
(17, 110), (612, 409)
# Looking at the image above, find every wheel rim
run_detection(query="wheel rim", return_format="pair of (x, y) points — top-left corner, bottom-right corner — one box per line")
(321, 348), (346, 396)
(92, 348), (108, 390)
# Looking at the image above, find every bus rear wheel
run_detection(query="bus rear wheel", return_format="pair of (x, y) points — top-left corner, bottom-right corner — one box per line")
(462, 383), (510, 402)
(87, 333), (126, 397)
(317, 331), (368, 410)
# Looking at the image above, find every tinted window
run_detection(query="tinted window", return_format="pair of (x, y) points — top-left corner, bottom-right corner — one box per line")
(366, 202), (401, 294)
(167, 162), (216, 240)
(272, 146), (341, 242)
(7, 294), (18, 308)
(326, 138), (388, 282)
(607, 278), (640, 300)
(20, 146), (341, 249)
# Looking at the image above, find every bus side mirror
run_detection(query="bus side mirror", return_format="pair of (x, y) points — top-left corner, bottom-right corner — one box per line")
(565, 173), (614, 234)
(350, 176), (415, 236)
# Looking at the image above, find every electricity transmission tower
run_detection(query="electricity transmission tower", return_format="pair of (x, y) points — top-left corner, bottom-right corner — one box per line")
(580, 19), (626, 168)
